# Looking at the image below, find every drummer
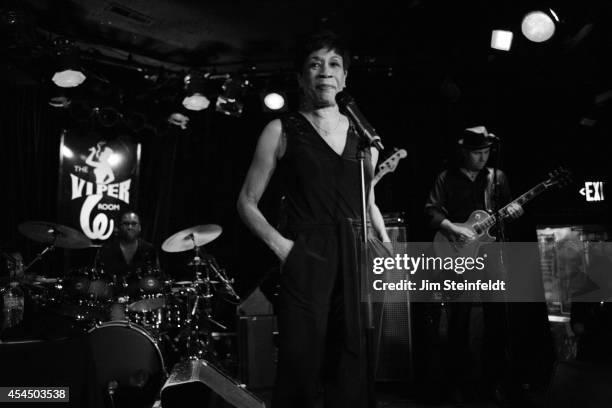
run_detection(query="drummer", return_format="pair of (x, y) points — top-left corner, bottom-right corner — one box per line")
(98, 211), (160, 294)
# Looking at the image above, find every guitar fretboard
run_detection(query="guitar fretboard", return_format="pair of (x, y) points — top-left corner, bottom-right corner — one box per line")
(476, 182), (549, 231)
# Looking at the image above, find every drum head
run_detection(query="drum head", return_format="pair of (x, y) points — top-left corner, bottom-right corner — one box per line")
(139, 275), (161, 292)
(88, 322), (165, 404)
(128, 296), (166, 313)
(71, 277), (90, 295)
(88, 280), (113, 299)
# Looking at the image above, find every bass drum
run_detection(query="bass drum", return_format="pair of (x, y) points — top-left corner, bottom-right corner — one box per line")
(88, 322), (166, 406)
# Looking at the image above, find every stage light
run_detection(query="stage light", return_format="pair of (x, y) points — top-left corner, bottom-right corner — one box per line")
(215, 76), (248, 117)
(52, 70), (86, 88)
(262, 92), (286, 111)
(182, 93), (210, 111)
(183, 73), (210, 111)
(521, 11), (556, 43)
(108, 153), (122, 167)
(49, 95), (71, 108)
(168, 113), (189, 129)
(51, 39), (86, 88)
(490, 30), (514, 51)
(215, 95), (244, 117)
(61, 145), (74, 159)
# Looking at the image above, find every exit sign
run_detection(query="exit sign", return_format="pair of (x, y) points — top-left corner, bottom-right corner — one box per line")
(579, 181), (605, 202)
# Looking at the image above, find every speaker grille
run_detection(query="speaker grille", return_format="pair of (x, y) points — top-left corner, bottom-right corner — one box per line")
(374, 222), (413, 382)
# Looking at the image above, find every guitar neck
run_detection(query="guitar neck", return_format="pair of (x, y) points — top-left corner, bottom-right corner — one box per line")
(371, 172), (383, 187)
(479, 182), (550, 230)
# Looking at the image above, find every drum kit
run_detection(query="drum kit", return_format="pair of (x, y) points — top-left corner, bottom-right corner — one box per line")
(3, 221), (240, 406)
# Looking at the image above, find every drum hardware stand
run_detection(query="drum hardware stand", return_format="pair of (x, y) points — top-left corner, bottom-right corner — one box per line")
(161, 225), (236, 364)
(23, 239), (57, 273)
(180, 237), (240, 361)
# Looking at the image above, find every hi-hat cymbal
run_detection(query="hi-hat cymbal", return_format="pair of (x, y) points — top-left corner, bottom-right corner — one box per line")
(162, 224), (222, 253)
(18, 221), (92, 249)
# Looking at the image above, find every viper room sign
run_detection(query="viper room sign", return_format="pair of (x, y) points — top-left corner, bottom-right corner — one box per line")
(57, 130), (141, 243)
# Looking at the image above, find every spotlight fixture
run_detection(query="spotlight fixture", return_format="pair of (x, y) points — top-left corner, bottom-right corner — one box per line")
(51, 38), (86, 88)
(182, 93), (210, 111)
(49, 95), (71, 108)
(61, 145), (74, 159)
(490, 30), (514, 51)
(168, 112), (190, 129)
(215, 76), (249, 117)
(262, 91), (287, 112)
(108, 153), (122, 167)
(183, 72), (210, 111)
(521, 10), (556, 43)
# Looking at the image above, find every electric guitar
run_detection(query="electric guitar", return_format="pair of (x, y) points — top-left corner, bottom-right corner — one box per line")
(372, 148), (407, 187)
(433, 167), (572, 258)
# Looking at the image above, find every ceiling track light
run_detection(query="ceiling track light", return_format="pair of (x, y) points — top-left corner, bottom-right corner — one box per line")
(215, 75), (249, 117)
(521, 10), (557, 43)
(51, 38), (87, 88)
(183, 72), (210, 111)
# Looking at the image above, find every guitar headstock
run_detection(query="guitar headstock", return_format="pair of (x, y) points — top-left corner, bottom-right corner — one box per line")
(378, 148), (408, 174)
(544, 166), (573, 189)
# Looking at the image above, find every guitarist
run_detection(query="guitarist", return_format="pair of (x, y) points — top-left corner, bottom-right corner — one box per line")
(424, 126), (523, 405)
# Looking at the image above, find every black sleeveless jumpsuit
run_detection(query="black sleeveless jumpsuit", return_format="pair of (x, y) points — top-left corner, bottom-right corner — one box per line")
(273, 112), (372, 408)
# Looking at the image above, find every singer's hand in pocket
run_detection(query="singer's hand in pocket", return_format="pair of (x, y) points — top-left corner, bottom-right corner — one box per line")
(278, 238), (295, 266)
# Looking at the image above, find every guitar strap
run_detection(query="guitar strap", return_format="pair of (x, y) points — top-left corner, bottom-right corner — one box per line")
(484, 167), (495, 213)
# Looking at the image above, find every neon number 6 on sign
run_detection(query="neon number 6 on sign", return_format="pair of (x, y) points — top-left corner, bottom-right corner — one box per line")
(80, 195), (114, 240)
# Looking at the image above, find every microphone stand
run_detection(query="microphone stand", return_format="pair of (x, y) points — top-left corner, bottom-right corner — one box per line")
(356, 135), (380, 408)
(491, 140), (513, 397)
(493, 140), (506, 243)
(338, 92), (384, 407)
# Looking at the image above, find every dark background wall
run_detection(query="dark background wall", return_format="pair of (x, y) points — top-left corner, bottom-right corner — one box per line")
(2, 0), (611, 296)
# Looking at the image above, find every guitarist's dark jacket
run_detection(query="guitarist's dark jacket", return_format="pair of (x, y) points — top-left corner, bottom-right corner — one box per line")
(425, 166), (511, 230)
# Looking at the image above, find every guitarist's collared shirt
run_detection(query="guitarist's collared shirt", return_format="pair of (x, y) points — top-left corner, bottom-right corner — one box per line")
(425, 166), (511, 230)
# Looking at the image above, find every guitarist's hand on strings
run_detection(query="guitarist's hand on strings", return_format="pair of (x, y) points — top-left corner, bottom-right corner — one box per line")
(504, 203), (524, 219)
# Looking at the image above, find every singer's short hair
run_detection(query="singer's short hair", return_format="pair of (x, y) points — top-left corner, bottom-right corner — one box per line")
(294, 30), (351, 73)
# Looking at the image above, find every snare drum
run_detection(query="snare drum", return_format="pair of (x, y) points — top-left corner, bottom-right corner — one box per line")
(126, 300), (166, 329)
(88, 321), (166, 405)
(127, 268), (168, 312)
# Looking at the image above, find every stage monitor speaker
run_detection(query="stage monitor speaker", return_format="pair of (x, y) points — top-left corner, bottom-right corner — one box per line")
(161, 360), (265, 408)
(237, 287), (274, 316)
(238, 315), (277, 389)
(373, 217), (413, 382)
(548, 360), (612, 408)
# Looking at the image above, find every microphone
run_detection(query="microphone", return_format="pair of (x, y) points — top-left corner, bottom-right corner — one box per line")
(335, 91), (384, 151)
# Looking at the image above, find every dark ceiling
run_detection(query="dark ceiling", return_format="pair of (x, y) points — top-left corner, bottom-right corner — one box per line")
(4, 0), (612, 76)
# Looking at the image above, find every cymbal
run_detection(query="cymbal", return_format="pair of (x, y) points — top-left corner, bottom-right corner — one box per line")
(18, 221), (92, 249)
(34, 276), (59, 284)
(162, 224), (222, 253)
